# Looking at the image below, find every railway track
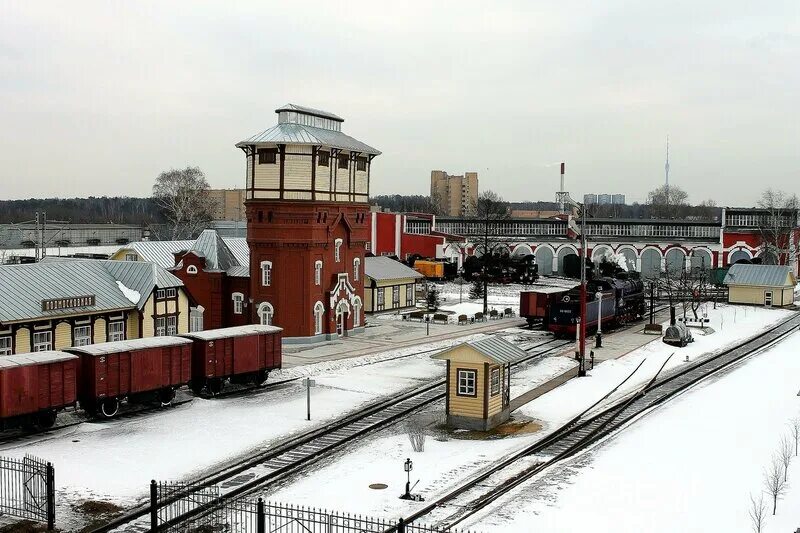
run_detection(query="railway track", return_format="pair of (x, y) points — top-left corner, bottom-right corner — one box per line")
(92, 337), (572, 533)
(401, 311), (800, 530)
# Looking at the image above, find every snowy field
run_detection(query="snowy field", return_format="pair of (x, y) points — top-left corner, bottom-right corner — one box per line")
(257, 305), (793, 523)
(469, 320), (800, 533)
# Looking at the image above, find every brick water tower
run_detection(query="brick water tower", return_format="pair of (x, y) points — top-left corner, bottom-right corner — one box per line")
(236, 104), (380, 341)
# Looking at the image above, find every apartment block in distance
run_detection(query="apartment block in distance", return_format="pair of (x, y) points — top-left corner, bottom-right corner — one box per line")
(207, 189), (246, 221)
(431, 170), (478, 216)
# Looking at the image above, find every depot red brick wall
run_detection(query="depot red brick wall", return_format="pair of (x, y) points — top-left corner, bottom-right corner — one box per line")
(373, 212), (397, 256)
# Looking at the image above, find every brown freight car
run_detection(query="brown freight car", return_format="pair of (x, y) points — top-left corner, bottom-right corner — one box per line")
(0, 351), (78, 429)
(519, 287), (570, 326)
(66, 337), (192, 418)
(180, 325), (283, 395)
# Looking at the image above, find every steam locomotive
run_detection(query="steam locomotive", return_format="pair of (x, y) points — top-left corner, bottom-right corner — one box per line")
(548, 277), (645, 337)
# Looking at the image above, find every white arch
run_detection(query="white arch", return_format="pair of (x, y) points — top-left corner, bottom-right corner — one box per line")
(335, 299), (350, 315)
(511, 244), (533, 257)
(614, 244), (640, 257)
(492, 243), (511, 256)
(555, 243), (578, 255)
(591, 245), (612, 261)
(728, 248), (753, 265)
(665, 247), (687, 274)
(535, 244), (555, 276)
(313, 301), (325, 335)
(640, 245), (664, 258)
(257, 302), (274, 326)
(688, 247), (714, 270)
(186, 265), (198, 275)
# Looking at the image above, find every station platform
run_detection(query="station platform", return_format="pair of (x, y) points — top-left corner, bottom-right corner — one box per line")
(282, 315), (528, 368)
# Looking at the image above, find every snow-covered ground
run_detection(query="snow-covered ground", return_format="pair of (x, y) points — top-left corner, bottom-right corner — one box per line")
(257, 305), (793, 523)
(469, 319), (800, 533)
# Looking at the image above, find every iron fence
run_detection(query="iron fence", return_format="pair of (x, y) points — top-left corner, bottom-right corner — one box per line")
(0, 454), (55, 530)
(151, 480), (475, 533)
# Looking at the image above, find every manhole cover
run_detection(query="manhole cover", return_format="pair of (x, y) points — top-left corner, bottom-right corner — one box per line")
(369, 483), (388, 490)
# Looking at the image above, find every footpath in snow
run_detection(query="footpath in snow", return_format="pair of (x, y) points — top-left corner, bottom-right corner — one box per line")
(469, 313), (800, 533)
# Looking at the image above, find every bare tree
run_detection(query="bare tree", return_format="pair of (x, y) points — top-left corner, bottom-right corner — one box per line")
(764, 455), (788, 515)
(748, 493), (767, 533)
(647, 184), (689, 218)
(757, 189), (799, 266)
(406, 417), (427, 452)
(779, 435), (793, 482)
(473, 190), (511, 313)
(790, 416), (800, 457)
(152, 166), (215, 240)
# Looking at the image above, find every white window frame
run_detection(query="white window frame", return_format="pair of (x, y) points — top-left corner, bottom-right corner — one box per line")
(258, 302), (274, 326)
(166, 288), (176, 298)
(261, 260), (273, 287)
(155, 317), (166, 337)
(0, 336), (11, 356)
(334, 239), (343, 262)
(406, 283), (415, 306)
(314, 301), (325, 335)
(456, 369), (477, 396)
(491, 367), (501, 396)
(33, 331), (52, 352)
(156, 289), (166, 299)
(190, 306), (204, 332)
(166, 315), (178, 335)
(186, 265), (198, 275)
(125, 253), (138, 261)
(377, 289), (385, 311)
(315, 260), (323, 286)
(108, 320), (125, 342)
(392, 285), (400, 306)
(73, 325), (92, 347)
(353, 257), (360, 282)
(232, 292), (244, 315)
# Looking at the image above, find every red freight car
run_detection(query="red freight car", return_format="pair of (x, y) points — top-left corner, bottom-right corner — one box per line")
(519, 287), (570, 326)
(0, 352), (78, 429)
(66, 337), (192, 418)
(180, 325), (283, 395)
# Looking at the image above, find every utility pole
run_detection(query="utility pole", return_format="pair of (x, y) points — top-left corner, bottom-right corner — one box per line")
(34, 212), (40, 262)
(41, 211), (47, 260)
(578, 204), (587, 376)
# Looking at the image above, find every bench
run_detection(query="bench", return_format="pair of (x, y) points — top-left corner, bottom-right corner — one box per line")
(504, 307), (514, 317)
(458, 314), (468, 325)
(489, 310), (499, 320)
(433, 313), (449, 324)
(409, 311), (426, 322)
(474, 312), (486, 322)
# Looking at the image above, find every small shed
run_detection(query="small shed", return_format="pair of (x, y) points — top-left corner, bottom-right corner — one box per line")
(431, 335), (528, 431)
(364, 256), (424, 313)
(723, 264), (796, 307)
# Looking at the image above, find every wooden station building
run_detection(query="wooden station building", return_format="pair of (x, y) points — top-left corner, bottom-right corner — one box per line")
(236, 104), (380, 342)
(363, 256), (423, 314)
(0, 259), (191, 356)
(724, 264), (796, 307)
(432, 336), (528, 431)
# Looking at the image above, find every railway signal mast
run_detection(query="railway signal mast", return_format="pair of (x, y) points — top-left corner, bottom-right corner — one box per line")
(556, 162), (588, 376)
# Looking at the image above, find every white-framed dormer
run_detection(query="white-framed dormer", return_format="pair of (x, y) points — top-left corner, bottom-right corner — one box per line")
(258, 302), (274, 326)
(313, 301), (325, 335)
(353, 257), (361, 282)
(315, 260), (323, 286)
(260, 260), (273, 286)
(186, 265), (198, 275)
(232, 292), (244, 315)
(334, 238), (343, 262)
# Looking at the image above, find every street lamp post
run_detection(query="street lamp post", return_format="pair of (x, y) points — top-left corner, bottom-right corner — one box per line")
(595, 290), (603, 348)
(403, 458), (413, 499)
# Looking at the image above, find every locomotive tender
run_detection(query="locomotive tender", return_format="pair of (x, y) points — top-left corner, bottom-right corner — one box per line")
(547, 277), (645, 337)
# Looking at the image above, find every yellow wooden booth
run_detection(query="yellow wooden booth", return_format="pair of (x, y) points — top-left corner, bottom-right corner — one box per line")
(432, 336), (528, 431)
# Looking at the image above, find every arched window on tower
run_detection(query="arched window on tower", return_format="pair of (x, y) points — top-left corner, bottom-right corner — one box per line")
(315, 260), (323, 286)
(258, 302), (274, 326)
(334, 239), (343, 262)
(313, 301), (325, 335)
(353, 257), (361, 281)
(232, 292), (244, 315)
(260, 261), (272, 286)
(353, 296), (362, 327)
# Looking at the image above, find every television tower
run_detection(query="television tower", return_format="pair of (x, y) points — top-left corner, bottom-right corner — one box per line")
(664, 135), (670, 193)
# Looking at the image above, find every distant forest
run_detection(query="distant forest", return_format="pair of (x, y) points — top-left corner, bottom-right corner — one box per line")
(0, 194), (721, 226)
(0, 197), (164, 225)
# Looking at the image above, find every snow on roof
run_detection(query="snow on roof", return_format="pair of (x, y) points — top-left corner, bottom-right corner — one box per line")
(0, 351), (78, 368)
(723, 264), (795, 287)
(180, 324), (282, 341)
(522, 285), (573, 294)
(365, 256), (423, 281)
(66, 336), (192, 356)
(116, 281), (141, 305)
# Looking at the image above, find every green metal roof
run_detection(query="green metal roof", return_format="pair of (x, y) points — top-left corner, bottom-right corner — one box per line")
(723, 264), (795, 287)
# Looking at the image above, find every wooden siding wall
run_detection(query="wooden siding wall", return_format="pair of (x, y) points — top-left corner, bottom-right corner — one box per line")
(365, 278), (416, 312)
(15, 329), (29, 354)
(447, 361), (484, 419)
(729, 285), (794, 306)
(93, 318), (106, 344)
(54, 322), (71, 350)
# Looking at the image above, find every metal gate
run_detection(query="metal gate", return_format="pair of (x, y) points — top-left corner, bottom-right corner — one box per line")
(0, 454), (55, 530)
(153, 481), (222, 532)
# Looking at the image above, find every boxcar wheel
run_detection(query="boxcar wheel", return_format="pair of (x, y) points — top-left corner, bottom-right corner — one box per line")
(252, 370), (269, 386)
(99, 398), (120, 419)
(189, 381), (205, 395)
(36, 410), (58, 429)
(159, 388), (176, 407)
(208, 378), (224, 396)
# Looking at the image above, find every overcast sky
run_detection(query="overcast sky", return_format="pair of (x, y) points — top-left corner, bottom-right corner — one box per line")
(1, 1), (797, 206)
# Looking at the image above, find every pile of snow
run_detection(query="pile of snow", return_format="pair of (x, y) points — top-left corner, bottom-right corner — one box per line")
(116, 281), (141, 305)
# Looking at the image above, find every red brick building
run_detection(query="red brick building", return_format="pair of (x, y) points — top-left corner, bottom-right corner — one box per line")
(236, 104), (380, 341)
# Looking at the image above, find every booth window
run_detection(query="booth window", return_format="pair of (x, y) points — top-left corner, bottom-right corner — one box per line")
(491, 368), (501, 396)
(457, 369), (477, 397)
